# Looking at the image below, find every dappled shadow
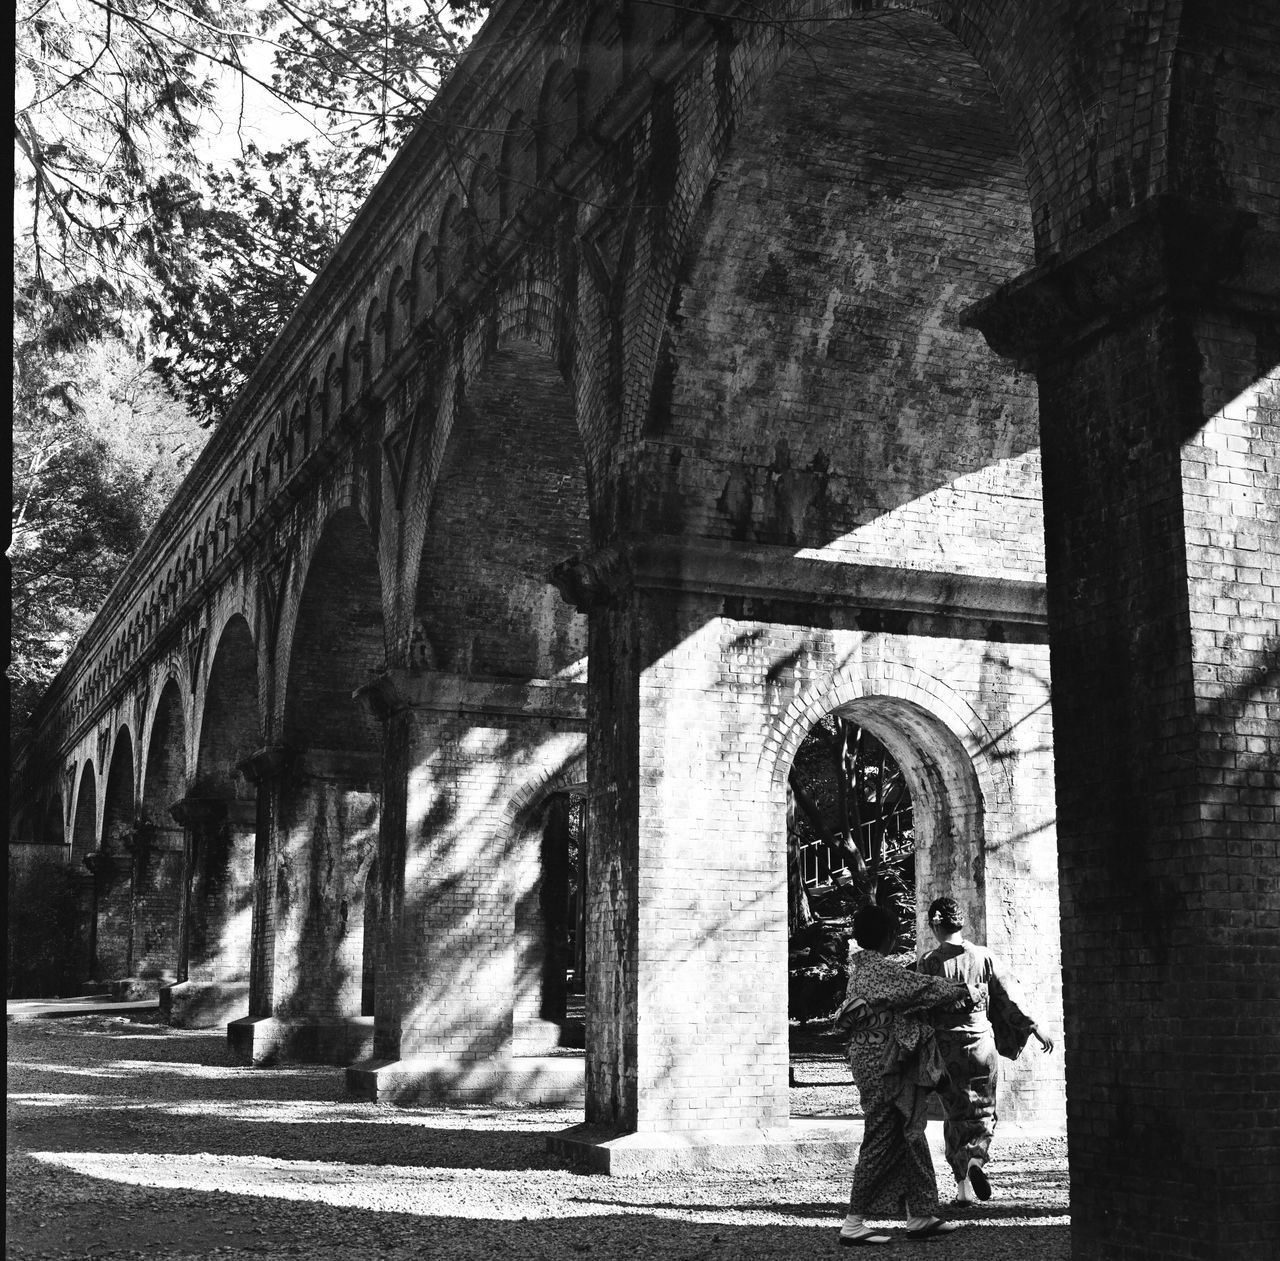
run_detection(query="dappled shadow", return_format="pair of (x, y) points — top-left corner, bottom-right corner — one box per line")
(7, 1151), (1072, 1261)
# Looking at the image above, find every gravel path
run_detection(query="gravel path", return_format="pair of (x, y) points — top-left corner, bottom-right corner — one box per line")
(6, 1012), (1069, 1260)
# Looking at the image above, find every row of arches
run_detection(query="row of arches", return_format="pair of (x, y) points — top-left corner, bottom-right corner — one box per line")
(67, 4), (634, 725)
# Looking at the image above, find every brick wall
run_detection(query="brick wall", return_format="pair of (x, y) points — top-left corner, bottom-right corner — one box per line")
(586, 581), (1061, 1133)
(649, 12), (1041, 578)
(415, 340), (590, 678)
(391, 679), (585, 1063)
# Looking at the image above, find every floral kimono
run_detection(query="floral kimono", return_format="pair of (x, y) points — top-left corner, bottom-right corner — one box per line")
(835, 950), (975, 1218)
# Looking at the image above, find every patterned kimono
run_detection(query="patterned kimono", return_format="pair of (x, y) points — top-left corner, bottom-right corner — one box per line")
(918, 940), (1038, 1182)
(835, 949), (974, 1218)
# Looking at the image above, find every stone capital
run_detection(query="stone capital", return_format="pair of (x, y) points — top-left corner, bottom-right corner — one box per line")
(353, 673), (411, 723)
(548, 548), (630, 612)
(235, 745), (298, 786)
(962, 195), (1280, 368)
(169, 796), (229, 829)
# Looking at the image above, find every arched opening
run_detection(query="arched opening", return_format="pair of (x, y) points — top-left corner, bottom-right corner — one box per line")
(186, 616), (259, 1020)
(96, 729), (136, 980)
(787, 718), (916, 1022)
(661, 9), (1039, 572)
(535, 61), (574, 179)
(392, 340), (589, 1078)
(512, 788), (585, 1055)
(783, 695), (984, 1117)
(279, 508), (383, 1030)
(42, 793), (65, 846)
(137, 679), (187, 985)
(415, 339), (590, 678)
(70, 762), (98, 984)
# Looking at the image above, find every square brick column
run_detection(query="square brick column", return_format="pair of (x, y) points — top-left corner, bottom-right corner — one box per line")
(346, 670), (588, 1104)
(560, 558), (791, 1139)
(967, 196), (1280, 1260)
(163, 795), (252, 1026)
(228, 743), (378, 1064)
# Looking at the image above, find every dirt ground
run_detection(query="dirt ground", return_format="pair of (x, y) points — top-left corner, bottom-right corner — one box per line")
(6, 1010), (1069, 1260)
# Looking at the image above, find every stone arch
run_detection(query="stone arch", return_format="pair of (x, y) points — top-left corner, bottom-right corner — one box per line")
(137, 677), (187, 985)
(410, 231), (434, 324)
(499, 750), (588, 1053)
(413, 337), (590, 679)
(275, 505), (384, 1030)
(70, 760), (99, 982)
(468, 155), (497, 245)
(365, 296), (384, 381)
(323, 353), (340, 434)
(764, 652), (1016, 923)
(536, 60), (575, 179)
(385, 267), (405, 361)
(42, 791), (66, 846)
(578, 6), (624, 126)
(436, 195), (464, 301)
(499, 109), (535, 222)
(95, 726), (137, 980)
(645, 5), (1040, 583)
(183, 614), (260, 1019)
(341, 326), (359, 410)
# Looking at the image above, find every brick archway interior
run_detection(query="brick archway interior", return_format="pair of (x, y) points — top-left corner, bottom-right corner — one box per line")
(415, 338), (589, 680)
(42, 792), (65, 846)
(97, 729), (136, 979)
(833, 694), (986, 947)
(278, 509), (383, 1022)
(135, 679), (187, 982)
(187, 617), (259, 991)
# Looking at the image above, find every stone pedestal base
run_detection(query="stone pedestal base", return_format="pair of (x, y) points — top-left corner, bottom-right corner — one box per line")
(346, 1054), (585, 1105)
(548, 1119), (865, 1175)
(228, 1015), (376, 1066)
(161, 981), (249, 1027)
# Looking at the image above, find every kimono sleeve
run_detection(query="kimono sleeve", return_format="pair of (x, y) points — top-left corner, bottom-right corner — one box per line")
(988, 957), (1038, 1059)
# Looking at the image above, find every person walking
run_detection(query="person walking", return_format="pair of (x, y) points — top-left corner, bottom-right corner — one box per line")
(833, 903), (976, 1246)
(919, 896), (1055, 1206)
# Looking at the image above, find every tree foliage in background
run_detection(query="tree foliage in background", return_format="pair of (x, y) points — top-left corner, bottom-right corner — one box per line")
(16, 0), (486, 421)
(786, 719), (916, 1023)
(11, 0), (483, 732)
(11, 250), (209, 737)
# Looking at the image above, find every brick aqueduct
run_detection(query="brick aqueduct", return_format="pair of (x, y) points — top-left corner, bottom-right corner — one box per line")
(9, 1), (1278, 1256)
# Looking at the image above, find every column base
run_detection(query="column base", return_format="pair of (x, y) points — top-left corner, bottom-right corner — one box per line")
(161, 981), (250, 1027)
(548, 1118), (864, 1175)
(346, 1054), (585, 1105)
(227, 1015), (375, 1066)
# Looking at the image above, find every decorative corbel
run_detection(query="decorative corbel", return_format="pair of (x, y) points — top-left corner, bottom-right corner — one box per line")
(548, 547), (630, 612)
(353, 673), (411, 725)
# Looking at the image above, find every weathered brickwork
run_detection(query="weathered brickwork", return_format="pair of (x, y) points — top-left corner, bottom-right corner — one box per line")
(9, 4), (1277, 1257)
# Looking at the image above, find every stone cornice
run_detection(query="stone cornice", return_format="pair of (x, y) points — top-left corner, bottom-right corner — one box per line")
(962, 195), (1280, 368)
(550, 537), (1047, 627)
(363, 669), (588, 724)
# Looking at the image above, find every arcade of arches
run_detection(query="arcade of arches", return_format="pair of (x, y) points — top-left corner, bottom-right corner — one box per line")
(8, 4), (1277, 1260)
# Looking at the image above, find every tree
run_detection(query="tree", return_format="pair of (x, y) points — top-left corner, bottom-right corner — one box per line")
(16, 0), (485, 421)
(10, 250), (208, 738)
(10, 2), (482, 732)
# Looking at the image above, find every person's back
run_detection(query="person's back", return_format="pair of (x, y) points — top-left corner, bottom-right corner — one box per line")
(920, 939), (993, 1036)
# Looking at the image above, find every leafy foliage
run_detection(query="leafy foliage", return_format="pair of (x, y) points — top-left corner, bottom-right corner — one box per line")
(10, 252), (208, 737)
(786, 719), (916, 1022)
(10, 2), (482, 731)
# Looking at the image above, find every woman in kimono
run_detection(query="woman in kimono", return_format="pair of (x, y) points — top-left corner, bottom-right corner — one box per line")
(919, 896), (1055, 1205)
(834, 903), (976, 1246)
